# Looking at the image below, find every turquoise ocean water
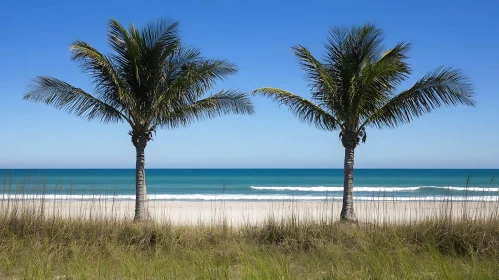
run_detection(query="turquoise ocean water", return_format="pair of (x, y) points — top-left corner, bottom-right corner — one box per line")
(1, 169), (498, 201)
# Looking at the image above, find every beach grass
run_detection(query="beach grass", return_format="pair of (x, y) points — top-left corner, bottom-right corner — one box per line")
(1, 203), (498, 279)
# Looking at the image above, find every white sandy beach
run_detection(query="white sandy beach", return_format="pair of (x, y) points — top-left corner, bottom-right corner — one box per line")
(2, 199), (497, 225)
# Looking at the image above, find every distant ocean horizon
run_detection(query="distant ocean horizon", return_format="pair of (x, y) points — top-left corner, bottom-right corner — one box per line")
(1, 169), (498, 202)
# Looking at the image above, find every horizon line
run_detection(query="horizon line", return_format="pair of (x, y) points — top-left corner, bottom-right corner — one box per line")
(2, 167), (498, 170)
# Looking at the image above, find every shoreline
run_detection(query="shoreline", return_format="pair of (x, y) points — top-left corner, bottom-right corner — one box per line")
(2, 200), (497, 225)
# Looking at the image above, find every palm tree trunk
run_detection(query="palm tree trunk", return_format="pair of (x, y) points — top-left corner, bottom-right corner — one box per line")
(340, 146), (357, 222)
(134, 143), (149, 221)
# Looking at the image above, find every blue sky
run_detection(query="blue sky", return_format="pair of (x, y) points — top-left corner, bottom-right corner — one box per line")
(1, 0), (498, 169)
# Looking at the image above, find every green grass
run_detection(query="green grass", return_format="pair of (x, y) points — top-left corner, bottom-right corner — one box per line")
(0, 208), (498, 279)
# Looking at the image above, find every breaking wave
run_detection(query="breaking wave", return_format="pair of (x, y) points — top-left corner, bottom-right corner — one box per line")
(250, 186), (499, 192)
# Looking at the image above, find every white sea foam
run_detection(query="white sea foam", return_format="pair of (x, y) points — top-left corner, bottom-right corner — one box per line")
(250, 186), (420, 192)
(1, 194), (498, 202)
(250, 186), (499, 192)
(437, 186), (499, 192)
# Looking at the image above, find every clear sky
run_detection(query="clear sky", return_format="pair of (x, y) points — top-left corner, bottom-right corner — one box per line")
(1, 0), (498, 169)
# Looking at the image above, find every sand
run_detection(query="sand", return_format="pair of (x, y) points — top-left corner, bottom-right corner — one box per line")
(2, 199), (497, 225)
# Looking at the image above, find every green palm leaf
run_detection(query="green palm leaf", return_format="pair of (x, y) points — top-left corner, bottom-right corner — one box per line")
(160, 90), (254, 128)
(353, 42), (412, 125)
(70, 40), (133, 113)
(364, 67), (474, 129)
(24, 77), (126, 123)
(168, 56), (238, 104)
(292, 45), (342, 115)
(253, 88), (339, 130)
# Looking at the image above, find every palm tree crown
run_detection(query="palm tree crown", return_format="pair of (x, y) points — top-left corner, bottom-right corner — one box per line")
(253, 24), (474, 221)
(25, 19), (254, 221)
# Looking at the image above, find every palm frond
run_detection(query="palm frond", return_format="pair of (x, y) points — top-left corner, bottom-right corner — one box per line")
(347, 24), (384, 66)
(322, 25), (384, 128)
(107, 19), (141, 91)
(24, 77), (126, 123)
(252, 88), (339, 131)
(292, 45), (343, 116)
(168, 56), (238, 103)
(162, 46), (201, 82)
(157, 89), (254, 128)
(153, 46), (202, 113)
(324, 26), (351, 123)
(360, 42), (411, 93)
(363, 67), (475, 129)
(140, 18), (180, 88)
(324, 25), (383, 77)
(353, 42), (412, 124)
(324, 26), (349, 68)
(141, 18), (179, 50)
(70, 41), (133, 112)
(107, 19), (133, 67)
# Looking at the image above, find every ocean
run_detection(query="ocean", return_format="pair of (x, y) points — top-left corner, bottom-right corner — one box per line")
(1, 169), (498, 201)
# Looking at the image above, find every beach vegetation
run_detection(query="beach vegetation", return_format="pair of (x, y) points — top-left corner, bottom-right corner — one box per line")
(0, 198), (498, 279)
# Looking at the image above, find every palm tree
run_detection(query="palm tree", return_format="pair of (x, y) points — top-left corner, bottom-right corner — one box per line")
(24, 19), (254, 221)
(253, 24), (474, 222)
